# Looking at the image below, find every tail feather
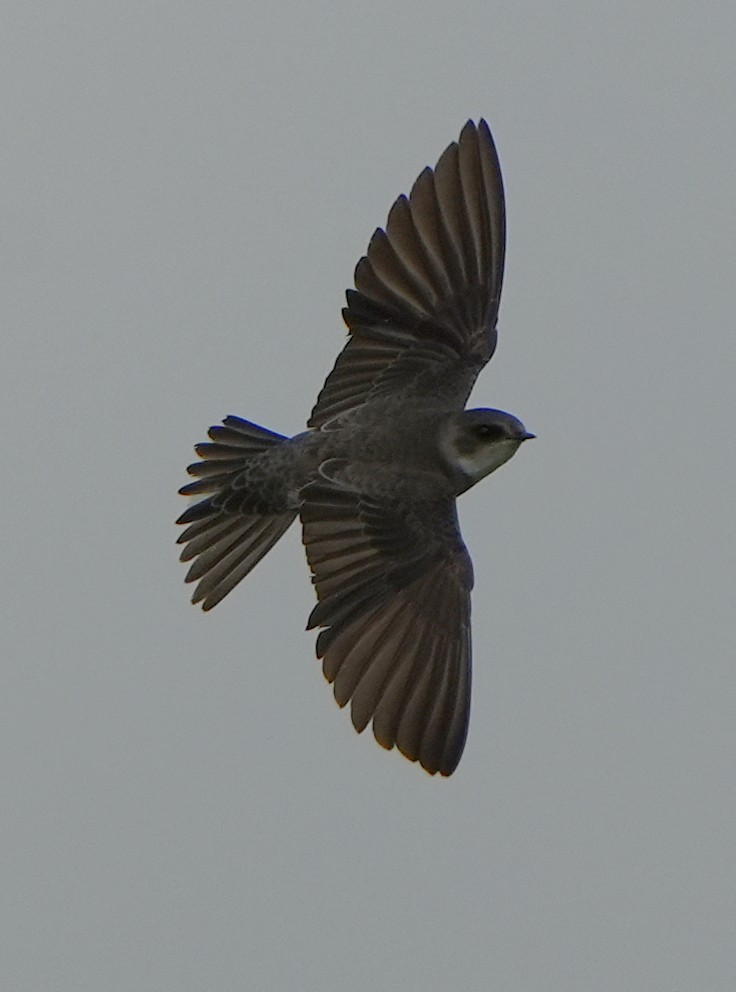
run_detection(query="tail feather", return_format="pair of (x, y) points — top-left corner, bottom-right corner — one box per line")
(177, 415), (297, 610)
(187, 514), (295, 610)
(184, 457), (252, 479)
(203, 415), (286, 452)
(177, 515), (250, 561)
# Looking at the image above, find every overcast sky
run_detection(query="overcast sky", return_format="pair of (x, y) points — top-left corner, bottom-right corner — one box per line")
(3, 2), (735, 990)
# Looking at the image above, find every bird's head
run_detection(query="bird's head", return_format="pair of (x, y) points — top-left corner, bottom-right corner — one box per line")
(439, 408), (535, 492)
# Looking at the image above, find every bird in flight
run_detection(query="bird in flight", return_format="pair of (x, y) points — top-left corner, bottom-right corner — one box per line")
(177, 120), (534, 776)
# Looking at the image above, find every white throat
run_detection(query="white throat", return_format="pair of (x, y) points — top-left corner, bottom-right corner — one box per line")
(454, 440), (518, 485)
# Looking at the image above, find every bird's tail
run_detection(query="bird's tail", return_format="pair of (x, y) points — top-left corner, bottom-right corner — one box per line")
(176, 415), (298, 610)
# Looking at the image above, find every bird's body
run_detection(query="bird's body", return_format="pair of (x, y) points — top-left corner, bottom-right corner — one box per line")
(178, 120), (533, 776)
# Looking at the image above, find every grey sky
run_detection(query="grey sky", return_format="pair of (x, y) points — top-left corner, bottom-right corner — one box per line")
(3, 1), (735, 990)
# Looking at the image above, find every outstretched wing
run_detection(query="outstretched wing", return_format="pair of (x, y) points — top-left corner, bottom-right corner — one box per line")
(301, 464), (474, 776)
(309, 119), (505, 428)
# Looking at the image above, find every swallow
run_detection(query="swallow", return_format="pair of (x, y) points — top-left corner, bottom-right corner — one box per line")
(177, 120), (534, 776)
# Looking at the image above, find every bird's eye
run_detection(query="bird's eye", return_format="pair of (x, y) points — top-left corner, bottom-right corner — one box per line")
(473, 423), (504, 441)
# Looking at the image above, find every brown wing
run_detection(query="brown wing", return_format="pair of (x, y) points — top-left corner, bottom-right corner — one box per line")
(300, 465), (474, 776)
(309, 119), (505, 428)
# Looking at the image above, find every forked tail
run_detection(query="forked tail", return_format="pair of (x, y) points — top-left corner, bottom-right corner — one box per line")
(177, 415), (297, 610)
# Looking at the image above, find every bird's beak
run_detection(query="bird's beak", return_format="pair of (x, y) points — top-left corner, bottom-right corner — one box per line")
(519, 431), (536, 442)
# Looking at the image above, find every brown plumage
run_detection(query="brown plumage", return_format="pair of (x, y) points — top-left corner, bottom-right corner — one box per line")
(177, 120), (534, 776)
